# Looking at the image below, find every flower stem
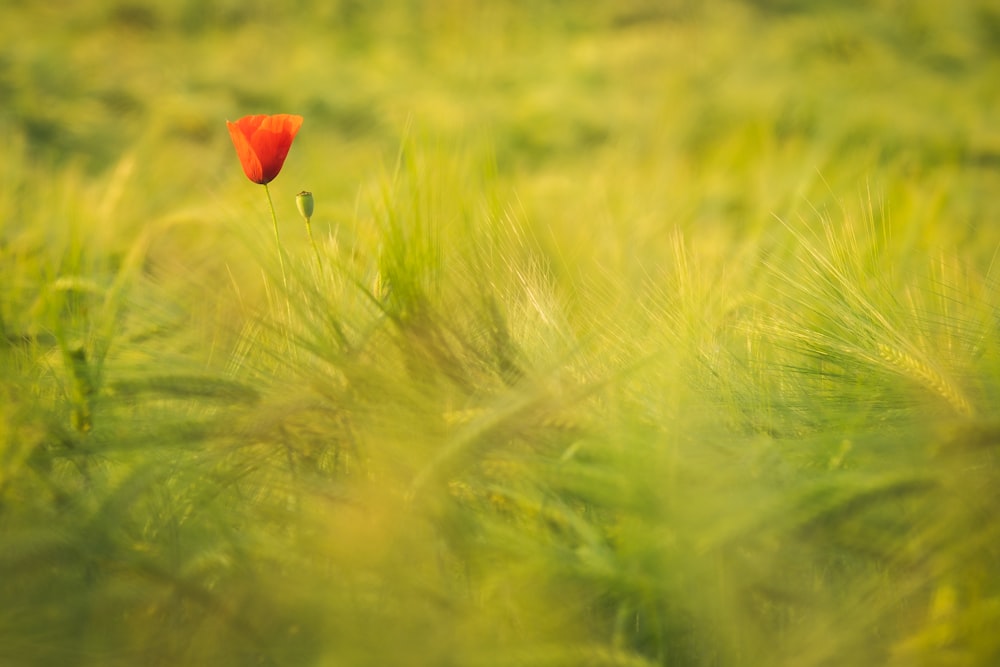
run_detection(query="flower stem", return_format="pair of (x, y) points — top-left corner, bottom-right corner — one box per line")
(305, 219), (323, 270)
(263, 183), (288, 290)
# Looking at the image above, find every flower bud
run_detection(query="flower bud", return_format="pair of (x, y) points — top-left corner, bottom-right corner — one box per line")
(296, 191), (314, 221)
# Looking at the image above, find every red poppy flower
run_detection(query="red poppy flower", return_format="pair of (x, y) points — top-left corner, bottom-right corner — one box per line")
(226, 114), (303, 185)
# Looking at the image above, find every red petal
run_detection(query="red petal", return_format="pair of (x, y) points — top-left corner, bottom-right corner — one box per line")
(250, 115), (303, 184)
(227, 118), (265, 183)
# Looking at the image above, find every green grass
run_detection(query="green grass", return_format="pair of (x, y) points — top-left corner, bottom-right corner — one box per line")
(2, 1), (1000, 665)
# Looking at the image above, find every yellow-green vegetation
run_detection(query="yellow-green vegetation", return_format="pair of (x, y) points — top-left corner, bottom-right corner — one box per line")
(3, 1), (1000, 665)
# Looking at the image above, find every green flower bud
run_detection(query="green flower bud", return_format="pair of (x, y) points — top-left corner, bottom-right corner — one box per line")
(296, 190), (314, 221)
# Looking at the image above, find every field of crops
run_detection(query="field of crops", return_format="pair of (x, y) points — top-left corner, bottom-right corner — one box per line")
(2, 1), (1000, 665)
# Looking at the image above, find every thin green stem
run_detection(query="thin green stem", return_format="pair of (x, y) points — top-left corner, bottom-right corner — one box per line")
(263, 183), (288, 290)
(305, 218), (323, 271)
(263, 182), (294, 345)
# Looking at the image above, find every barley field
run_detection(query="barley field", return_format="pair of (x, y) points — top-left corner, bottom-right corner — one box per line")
(2, 1), (1000, 665)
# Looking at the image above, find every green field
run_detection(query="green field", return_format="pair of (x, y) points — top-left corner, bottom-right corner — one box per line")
(3, 1), (1000, 665)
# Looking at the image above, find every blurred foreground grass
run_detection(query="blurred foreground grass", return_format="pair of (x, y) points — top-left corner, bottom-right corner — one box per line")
(2, 1), (1000, 665)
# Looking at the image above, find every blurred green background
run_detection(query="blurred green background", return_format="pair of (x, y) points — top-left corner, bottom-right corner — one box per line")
(3, 1), (1000, 666)
(4, 0), (999, 245)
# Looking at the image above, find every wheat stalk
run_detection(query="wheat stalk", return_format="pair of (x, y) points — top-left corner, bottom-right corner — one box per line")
(875, 341), (973, 417)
